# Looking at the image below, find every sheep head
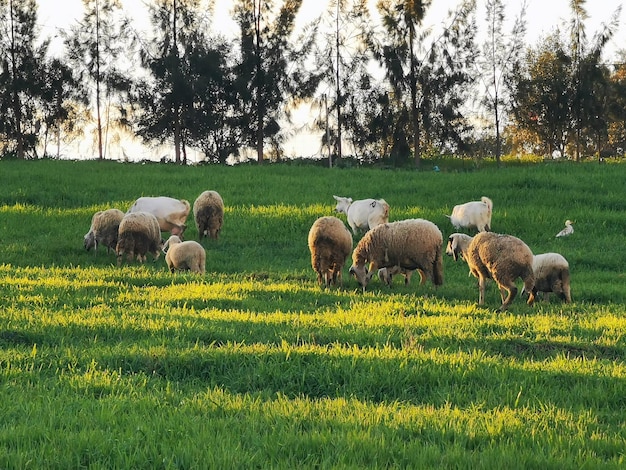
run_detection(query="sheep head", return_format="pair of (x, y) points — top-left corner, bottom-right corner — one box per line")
(349, 263), (372, 292)
(84, 231), (96, 251)
(446, 233), (472, 262)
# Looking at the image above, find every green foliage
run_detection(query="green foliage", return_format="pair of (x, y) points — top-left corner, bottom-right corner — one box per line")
(0, 160), (625, 468)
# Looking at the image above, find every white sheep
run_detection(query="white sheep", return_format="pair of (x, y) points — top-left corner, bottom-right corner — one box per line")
(333, 195), (390, 234)
(447, 196), (493, 232)
(193, 190), (224, 241)
(84, 208), (124, 255)
(529, 253), (572, 303)
(115, 211), (163, 266)
(163, 235), (206, 274)
(446, 232), (535, 311)
(127, 196), (190, 237)
(349, 218), (444, 292)
(307, 216), (353, 288)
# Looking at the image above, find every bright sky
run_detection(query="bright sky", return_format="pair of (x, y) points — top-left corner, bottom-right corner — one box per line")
(36, 0), (626, 160)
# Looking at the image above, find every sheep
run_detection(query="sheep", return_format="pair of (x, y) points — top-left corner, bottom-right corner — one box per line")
(377, 266), (424, 287)
(115, 211), (163, 266)
(307, 216), (353, 288)
(83, 208), (124, 255)
(555, 220), (574, 238)
(446, 196), (493, 232)
(446, 232), (535, 311)
(193, 190), (224, 241)
(333, 195), (390, 234)
(528, 253), (572, 303)
(127, 196), (190, 237)
(162, 235), (206, 274)
(349, 218), (444, 292)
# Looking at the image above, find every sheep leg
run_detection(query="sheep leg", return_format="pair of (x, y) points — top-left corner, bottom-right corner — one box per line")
(499, 285), (518, 311)
(478, 276), (486, 305)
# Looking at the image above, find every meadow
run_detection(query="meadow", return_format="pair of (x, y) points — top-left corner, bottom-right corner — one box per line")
(0, 158), (624, 469)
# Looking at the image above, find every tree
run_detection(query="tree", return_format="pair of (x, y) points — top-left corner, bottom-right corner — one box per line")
(375, 0), (476, 166)
(38, 58), (88, 158)
(233, 0), (320, 164)
(510, 33), (572, 157)
(376, 0), (430, 168)
(311, 0), (372, 165)
(568, 0), (620, 160)
(64, 0), (132, 160)
(478, 0), (526, 165)
(0, 0), (48, 158)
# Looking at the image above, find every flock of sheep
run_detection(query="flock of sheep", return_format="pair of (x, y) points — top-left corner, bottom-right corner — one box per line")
(83, 191), (224, 273)
(84, 191), (571, 311)
(309, 195), (572, 311)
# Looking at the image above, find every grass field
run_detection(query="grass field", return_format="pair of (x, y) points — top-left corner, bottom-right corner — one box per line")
(0, 158), (624, 468)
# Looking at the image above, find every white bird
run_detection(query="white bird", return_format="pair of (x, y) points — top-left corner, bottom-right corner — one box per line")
(555, 220), (574, 238)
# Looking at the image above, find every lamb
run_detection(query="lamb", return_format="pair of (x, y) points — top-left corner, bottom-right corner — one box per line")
(193, 190), (224, 241)
(446, 232), (535, 311)
(115, 211), (163, 266)
(307, 216), (353, 288)
(127, 196), (190, 237)
(377, 266), (423, 287)
(83, 208), (124, 255)
(349, 218), (443, 292)
(528, 253), (572, 303)
(333, 195), (390, 234)
(162, 235), (206, 274)
(447, 196), (493, 232)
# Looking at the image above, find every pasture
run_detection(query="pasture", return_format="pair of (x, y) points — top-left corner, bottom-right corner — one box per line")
(0, 158), (624, 468)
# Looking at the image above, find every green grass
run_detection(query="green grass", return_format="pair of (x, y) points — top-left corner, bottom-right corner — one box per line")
(0, 159), (624, 468)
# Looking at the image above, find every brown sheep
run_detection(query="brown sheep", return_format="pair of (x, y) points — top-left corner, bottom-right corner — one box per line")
(115, 212), (163, 266)
(308, 216), (353, 288)
(193, 190), (224, 241)
(350, 219), (444, 292)
(447, 232), (536, 311)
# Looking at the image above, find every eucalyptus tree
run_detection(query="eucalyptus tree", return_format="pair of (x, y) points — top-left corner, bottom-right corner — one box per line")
(376, 0), (429, 168)
(63, 0), (132, 160)
(233, 0), (319, 164)
(509, 33), (572, 157)
(0, 0), (48, 158)
(568, 0), (620, 160)
(375, 0), (476, 166)
(38, 58), (88, 158)
(477, 0), (526, 165)
(135, 0), (229, 164)
(311, 0), (373, 164)
(184, 36), (242, 164)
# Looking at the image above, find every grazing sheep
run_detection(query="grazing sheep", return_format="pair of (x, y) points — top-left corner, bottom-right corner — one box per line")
(193, 190), (224, 241)
(555, 220), (574, 238)
(127, 196), (190, 237)
(307, 216), (353, 288)
(377, 266), (424, 287)
(333, 195), (390, 234)
(529, 253), (572, 303)
(115, 211), (163, 266)
(163, 235), (206, 274)
(446, 232), (535, 311)
(349, 219), (443, 292)
(84, 208), (124, 255)
(447, 196), (493, 232)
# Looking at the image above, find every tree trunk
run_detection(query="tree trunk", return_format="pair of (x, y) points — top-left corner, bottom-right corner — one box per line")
(9, 0), (24, 159)
(255, 0), (264, 164)
(409, 22), (420, 169)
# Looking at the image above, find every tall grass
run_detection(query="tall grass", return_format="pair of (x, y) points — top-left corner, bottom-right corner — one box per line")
(0, 159), (624, 468)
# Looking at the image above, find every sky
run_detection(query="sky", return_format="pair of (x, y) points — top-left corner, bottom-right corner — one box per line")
(36, 0), (626, 161)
